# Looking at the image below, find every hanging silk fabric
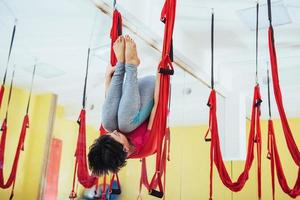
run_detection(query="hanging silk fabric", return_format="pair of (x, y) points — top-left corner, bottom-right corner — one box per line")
(129, 0), (176, 198)
(110, 2), (122, 67)
(205, 5), (262, 200)
(0, 23), (17, 109)
(0, 64), (36, 200)
(266, 0), (300, 198)
(69, 48), (98, 199)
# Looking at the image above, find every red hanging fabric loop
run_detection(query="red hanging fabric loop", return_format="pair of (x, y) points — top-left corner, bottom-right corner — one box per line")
(268, 120), (276, 200)
(267, 10), (300, 197)
(0, 115), (30, 189)
(205, 102), (213, 142)
(268, 119), (300, 198)
(268, 26), (300, 165)
(206, 86), (262, 199)
(74, 109), (97, 188)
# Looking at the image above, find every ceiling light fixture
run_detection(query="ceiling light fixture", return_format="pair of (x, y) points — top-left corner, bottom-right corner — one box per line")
(237, 1), (292, 30)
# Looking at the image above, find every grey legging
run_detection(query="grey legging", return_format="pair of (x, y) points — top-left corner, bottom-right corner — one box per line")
(102, 62), (155, 133)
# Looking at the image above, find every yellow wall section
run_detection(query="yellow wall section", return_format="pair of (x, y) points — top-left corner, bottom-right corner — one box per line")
(0, 88), (100, 200)
(0, 86), (55, 200)
(119, 120), (300, 200)
(118, 126), (231, 200)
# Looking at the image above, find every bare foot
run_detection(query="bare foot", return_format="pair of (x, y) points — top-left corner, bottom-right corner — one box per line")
(125, 35), (140, 66)
(113, 36), (125, 63)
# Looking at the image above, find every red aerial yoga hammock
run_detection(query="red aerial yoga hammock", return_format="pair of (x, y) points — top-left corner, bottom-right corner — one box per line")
(69, 48), (98, 199)
(69, 0), (176, 198)
(130, 0), (176, 198)
(205, 5), (262, 200)
(266, 0), (300, 198)
(0, 23), (17, 110)
(0, 64), (36, 200)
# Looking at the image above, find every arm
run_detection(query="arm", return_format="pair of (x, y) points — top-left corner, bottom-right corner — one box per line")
(147, 71), (160, 130)
(104, 65), (115, 97)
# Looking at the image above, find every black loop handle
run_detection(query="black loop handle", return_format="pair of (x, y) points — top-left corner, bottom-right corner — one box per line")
(159, 68), (174, 75)
(149, 189), (164, 198)
(255, 98), (262, 107)
(117, 14), (122, 36)
(267, 152), (271, 160)
(169, 38), (174, 62)
(68, 192), (77, 199)
(111, 188), (121, 195)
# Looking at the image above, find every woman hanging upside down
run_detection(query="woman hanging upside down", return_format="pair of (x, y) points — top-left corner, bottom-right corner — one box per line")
(88, 35), (159, 176)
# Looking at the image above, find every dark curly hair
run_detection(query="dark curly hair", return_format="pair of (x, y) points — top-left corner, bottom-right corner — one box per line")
(88, 135), (127, 176)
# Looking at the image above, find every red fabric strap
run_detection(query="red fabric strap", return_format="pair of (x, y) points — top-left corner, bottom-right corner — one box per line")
(101, 175), (107, 200)
(109, 173), (121, 192)
(99, 124), (108, 135)
(132, 1), (176, 197)
(69, 160), (78, 198)
(0, 85), (4, 109)
(0, 115), (29, 189)
(110, 10), (122, 66)
(74, 109), (97, 188)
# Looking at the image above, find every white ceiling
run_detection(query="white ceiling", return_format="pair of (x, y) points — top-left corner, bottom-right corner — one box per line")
(0, 0), (300, 128)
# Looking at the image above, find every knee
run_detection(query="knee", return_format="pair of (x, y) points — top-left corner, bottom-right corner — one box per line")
(118, 118), (135, 133)
(101, 113), (117, 132)
(101, 121), (116, 133)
